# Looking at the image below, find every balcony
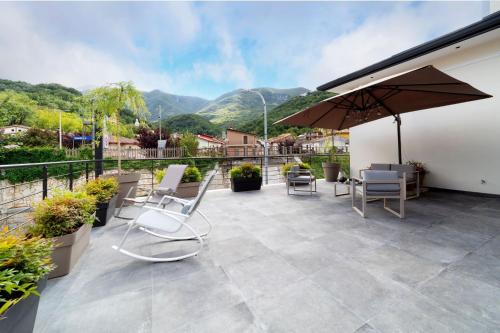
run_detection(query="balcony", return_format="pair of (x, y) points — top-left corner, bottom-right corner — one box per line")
(33, 180), (500, 332)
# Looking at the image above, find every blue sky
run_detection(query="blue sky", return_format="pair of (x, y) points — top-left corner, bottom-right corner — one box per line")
(0, 1), (487, 99)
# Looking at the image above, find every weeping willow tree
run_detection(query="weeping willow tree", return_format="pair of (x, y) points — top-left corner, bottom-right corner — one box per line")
(85, 82), (149, 172)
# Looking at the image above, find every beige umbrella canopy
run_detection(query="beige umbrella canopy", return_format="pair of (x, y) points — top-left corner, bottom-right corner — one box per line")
(276, 65), (492, 163)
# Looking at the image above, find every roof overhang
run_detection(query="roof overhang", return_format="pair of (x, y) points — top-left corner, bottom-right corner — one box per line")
(317, 11), (500, 92)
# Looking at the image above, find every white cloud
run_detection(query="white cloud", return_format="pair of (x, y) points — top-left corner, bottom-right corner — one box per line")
(299, 3), (484, 89)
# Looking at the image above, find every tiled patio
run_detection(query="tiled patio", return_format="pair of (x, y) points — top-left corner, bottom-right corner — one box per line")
(34, 180), (500, 332)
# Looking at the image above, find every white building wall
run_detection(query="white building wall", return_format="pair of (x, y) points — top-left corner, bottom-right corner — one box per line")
(349, 37), (500, 194)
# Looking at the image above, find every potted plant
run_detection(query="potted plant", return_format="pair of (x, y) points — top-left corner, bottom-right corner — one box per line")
(86, 82), (149, 206)
(407, 160), (427, 188)
(0, 228), (54, 332)
(30, 191), (96, 278)
(230, 163), (262, 192)
(175, 166), (203, 198)
(83, 177), (119, 227)
(322, 145), (340, 182)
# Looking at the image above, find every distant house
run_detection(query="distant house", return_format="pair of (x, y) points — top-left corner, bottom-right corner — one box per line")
(1, 125), (30, 135)
(225, 128), (259, 156)
(197, 134), (225, 148)
(107, 137), (140, 149)
(297, 130), (349, 152)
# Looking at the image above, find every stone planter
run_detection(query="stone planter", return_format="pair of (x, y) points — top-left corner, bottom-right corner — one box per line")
(104, 173), (141, 206)
(322, 162), (340, 182)
(48, 223), (91, 279)
(231, 177), (262, 192)
(0, 276), (47, 333)
(94, 195), (118, 227)
(176, 182), (200, 198)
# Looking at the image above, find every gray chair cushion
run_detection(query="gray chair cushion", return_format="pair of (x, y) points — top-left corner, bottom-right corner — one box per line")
(289, 175), (315, 183)
(288, 165), (300, 178)
(390, 164), (416, 182)
(371, 163), (391, 171)
(363, 170), (400, 192)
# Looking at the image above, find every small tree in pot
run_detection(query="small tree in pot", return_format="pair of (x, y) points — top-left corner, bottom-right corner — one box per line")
(83, 177), (119, 227)
(30, 191), (96, 278)
(230, 163), (262, 192)
(322, 144), (340, 182)
(0, 228), (54, 333)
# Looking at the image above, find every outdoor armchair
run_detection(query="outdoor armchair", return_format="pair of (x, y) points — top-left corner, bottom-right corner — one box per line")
(286, 165), (316, 195)
(352, 170), (406, 218)
(112, 170), (216, 262)
(359, 163), (420, 200)
(115, 164), (187, 219)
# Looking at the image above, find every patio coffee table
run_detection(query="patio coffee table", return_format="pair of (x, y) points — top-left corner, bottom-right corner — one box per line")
(334, 181), (351, 197)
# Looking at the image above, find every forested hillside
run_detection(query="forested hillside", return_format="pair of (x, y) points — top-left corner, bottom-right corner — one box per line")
(144, 90), (209, 120)
(237, 91), (334, 137)
(196, 87), (309, 126)
(162, 114), (221, 137)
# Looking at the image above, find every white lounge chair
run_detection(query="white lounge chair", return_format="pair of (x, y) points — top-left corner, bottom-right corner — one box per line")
(112, 170), (216, 262)
(115, 164), (187, 219)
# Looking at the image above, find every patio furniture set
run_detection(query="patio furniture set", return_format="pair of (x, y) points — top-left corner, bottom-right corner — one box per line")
(286, 161), (422, 219)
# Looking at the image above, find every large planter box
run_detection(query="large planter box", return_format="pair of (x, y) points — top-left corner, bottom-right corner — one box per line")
(0, 276), (47, 333)
(176, 182), (200, 198)
(104, 173), (141, 206)
(94, 195), (118, 227)
(231, 177), (262, 192)
(48, 223), (91, 279)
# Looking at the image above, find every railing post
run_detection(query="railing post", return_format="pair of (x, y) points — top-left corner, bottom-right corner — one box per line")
(85, 162), (89, 182)
(68, 163), (74, 191)
(42, 165), (48, 199)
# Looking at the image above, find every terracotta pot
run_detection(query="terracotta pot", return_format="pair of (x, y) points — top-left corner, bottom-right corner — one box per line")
(48, 223), (91, 279)
(104, 173), (141, 206)
(322, 162), (340, 182)
(94, 195), (118, 227)
(176, 182), (200, 198)
(0, 276), (47, 333)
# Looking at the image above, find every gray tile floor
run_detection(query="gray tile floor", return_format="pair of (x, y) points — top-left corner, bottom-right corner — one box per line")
(34, 181), (500, 333)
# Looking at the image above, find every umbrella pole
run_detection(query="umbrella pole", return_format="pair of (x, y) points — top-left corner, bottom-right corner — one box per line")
(396, 115), (402, 164)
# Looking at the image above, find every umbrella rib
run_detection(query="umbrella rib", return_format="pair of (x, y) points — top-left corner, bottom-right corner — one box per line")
(365, 88), (398, 118)
(309, 98), (346, 128)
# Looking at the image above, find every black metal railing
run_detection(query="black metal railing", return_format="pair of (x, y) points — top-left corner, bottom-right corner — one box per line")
(0, 153), (349, 233)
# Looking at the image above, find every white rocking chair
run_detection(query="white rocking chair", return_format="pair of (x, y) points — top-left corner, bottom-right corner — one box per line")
(115, 164), (187, 219)
(112, 170), (216, 262)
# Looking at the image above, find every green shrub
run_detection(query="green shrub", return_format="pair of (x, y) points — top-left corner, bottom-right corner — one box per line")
(182, 166), (202, 183)
(30, 190), (96, 238)
(0, 147), (73, 184)
(82, 177), (118, 204)
(230, 163), (261, 179)
(154, 169), (166, 184)
(281, 162), (311, 176)
(0, 228), (54, 316)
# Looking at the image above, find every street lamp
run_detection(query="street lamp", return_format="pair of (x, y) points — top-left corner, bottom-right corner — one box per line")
(243, 89), (268, 185)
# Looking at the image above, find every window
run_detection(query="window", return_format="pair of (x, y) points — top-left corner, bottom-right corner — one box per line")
(243, 136), (248, 144)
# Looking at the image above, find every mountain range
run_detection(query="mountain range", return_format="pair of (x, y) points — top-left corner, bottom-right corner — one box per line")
(146, 87), (309, 127)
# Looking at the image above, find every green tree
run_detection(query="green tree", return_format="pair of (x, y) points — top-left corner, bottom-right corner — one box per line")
(180, 132), (199, 157)
(30, 108), (83, 133)
(86, 82), (149, 171)
(0, 90), (36, 125)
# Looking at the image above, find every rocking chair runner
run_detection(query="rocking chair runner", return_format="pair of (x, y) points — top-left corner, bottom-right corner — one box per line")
(112, 170), (216, 262)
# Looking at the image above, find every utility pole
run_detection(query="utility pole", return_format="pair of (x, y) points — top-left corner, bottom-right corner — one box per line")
(59, 110), (62, 149)
(158, 105), (162, 140)
(244, 90), (268, 185)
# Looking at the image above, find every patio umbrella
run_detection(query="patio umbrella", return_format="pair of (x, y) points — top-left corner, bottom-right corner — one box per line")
(276, 66), (492, 163)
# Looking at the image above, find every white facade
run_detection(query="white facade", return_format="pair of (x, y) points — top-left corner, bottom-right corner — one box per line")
(1, 125), (30, 135)
(329, 28), (500, 195)
(196, 136), (224, 148)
